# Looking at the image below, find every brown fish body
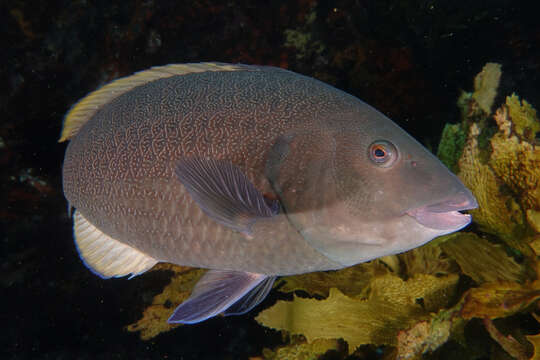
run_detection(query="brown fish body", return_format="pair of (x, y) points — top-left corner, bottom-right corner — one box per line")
(63, 65), (363, 274)
(62, 63), (477, 323)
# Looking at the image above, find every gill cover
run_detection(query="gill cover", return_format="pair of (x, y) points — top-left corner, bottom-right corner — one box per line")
(265, 131), (363, 264)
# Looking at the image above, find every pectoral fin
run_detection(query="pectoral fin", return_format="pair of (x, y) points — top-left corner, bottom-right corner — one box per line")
(168, 270), (274, 324)
(175, 158), (279, 234)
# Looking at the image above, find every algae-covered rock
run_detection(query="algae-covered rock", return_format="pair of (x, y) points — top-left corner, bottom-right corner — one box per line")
(396, 307), (463, 360)
(397, 320), (443, 360)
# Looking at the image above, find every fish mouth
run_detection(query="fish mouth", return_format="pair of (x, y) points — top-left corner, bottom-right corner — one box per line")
(406, 192), (478, 231)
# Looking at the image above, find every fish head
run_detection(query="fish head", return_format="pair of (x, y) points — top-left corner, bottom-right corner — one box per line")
(267, 109), (477, 267)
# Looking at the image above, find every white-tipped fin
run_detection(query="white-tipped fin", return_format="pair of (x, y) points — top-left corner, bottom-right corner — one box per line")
(59, 62), (247, 142)
(73, 211), (158, 279)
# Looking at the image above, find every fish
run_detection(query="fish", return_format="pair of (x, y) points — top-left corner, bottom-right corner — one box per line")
(60, 62), (477, 324)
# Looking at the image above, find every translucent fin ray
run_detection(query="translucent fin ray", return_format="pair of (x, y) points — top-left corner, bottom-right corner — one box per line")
(168, 270), (268, 324)
(175, 157), (279, 234)
(73, 211), (158, 279)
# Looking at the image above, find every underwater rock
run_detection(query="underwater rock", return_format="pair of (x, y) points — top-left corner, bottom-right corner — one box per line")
(396, 308), (459, 360)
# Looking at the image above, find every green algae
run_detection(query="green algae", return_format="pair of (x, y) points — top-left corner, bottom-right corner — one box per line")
(437, 123), (466, 173)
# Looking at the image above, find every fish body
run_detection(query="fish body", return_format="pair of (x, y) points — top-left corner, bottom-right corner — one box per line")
(61, 63), (476, 323)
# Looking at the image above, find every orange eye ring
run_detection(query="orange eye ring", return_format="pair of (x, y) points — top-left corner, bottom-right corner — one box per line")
(368, 140), (398, 167)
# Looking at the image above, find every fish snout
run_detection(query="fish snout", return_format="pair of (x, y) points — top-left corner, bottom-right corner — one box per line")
(423, 191), (478, 213)
(406, 191), (478, 231)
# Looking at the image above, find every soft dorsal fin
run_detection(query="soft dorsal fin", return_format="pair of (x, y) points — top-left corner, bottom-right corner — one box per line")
(59, 63), (247, 142)
(73, 210), (158, 279)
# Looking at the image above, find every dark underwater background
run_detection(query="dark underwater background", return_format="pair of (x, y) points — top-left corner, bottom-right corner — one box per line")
(2, 1), (540, 359)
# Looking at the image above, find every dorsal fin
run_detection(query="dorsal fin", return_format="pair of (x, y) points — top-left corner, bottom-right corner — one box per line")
(58, 63), (247, 142)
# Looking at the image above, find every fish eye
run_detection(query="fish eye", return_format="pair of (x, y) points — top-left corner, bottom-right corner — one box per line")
(368, 140), (398, 167)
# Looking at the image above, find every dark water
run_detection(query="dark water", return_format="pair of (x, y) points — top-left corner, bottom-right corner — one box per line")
(1, 1), (539, 359)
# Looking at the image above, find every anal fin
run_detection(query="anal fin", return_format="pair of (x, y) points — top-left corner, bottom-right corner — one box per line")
(168, 270), (273, 324)
(73, 211), (158, 279)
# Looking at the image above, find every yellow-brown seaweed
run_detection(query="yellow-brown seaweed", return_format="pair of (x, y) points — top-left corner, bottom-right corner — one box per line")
(460, 281), (540, 320)
(279, 260), (389, 298)
(261, 338), (342, 360)
(400, 241), (458, 277)
(454, 93), (540, 254)
(457, 122), (527, 248)
(472, 62), (502, 115)
(256, 273), (458, 354)
(126, 266), (204, 340)
(441, 232), (527, 284)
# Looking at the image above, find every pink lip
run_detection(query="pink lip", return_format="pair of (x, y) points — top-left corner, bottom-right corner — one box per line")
(406, 192), (478, 231)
